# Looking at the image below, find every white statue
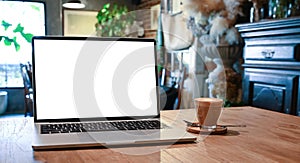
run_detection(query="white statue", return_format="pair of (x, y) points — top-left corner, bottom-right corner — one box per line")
(205, 57), (224, 98)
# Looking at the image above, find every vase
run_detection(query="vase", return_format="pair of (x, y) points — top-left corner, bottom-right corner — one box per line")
(207, 44), (243, 105)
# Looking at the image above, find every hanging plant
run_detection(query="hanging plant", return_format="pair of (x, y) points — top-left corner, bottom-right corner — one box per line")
(95, 3), (136, 37)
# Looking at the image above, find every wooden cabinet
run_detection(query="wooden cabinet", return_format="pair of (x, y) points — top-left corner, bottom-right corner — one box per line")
(236, 18), (300, 116)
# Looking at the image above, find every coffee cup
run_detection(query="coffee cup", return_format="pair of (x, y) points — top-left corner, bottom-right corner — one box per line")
(194, 98), (223, 130)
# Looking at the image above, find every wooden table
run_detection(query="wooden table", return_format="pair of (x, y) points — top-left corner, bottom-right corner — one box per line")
(1, 106), (300, 162)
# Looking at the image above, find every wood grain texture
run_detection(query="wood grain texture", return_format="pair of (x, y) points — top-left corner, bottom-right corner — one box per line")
(1, 106), (300, 162)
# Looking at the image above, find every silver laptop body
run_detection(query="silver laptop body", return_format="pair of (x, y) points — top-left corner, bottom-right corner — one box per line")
(31, 36), (196, 150)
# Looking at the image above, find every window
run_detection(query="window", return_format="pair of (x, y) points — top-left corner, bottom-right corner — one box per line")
(0, 1), (45, 87)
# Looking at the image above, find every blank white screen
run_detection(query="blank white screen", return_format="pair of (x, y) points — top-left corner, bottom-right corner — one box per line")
(33, 38), (158, 120)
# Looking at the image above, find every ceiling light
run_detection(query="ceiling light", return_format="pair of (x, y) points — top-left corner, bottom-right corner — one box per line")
(62, 0), (85, 9)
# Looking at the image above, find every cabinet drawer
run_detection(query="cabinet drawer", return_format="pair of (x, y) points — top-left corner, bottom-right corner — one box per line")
(243, 71), (298, 115)
(244, 44), (300, 61)
(252, 83), (285, 113)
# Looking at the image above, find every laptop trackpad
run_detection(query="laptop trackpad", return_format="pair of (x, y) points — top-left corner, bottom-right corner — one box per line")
(88, 130), (160, 144)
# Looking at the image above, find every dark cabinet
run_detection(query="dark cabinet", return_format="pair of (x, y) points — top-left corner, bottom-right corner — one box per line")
(236, 18), (300, 116)
(243, 69), (298, 114)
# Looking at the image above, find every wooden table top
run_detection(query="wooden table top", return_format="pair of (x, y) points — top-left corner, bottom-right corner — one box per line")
(1, 106), (300, 162)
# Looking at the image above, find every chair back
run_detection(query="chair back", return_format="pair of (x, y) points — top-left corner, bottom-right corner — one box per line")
(20, 63), (33, 116)
(20, 63), (32, 89)
(159, 66), (186, 110)
(175, 67), (186, 110)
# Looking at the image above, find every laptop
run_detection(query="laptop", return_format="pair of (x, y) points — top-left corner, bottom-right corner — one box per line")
(31, 36), (196, 150)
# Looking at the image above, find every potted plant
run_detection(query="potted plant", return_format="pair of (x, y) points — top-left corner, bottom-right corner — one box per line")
(182, 0), (245, 105)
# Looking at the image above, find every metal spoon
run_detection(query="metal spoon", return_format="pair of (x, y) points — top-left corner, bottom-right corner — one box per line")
(183, 120), (246, 128)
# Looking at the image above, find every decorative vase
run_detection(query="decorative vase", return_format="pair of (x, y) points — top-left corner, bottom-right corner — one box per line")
(208, 44), (243, 105)
(206, 44), (243, 105)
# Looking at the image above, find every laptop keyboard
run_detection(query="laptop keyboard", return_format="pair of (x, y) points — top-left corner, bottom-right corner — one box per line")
(41, 120), (161, 134)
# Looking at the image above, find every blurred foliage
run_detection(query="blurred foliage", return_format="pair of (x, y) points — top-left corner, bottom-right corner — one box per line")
(0, 20), (33, 52)
(95, 3), (135, 37)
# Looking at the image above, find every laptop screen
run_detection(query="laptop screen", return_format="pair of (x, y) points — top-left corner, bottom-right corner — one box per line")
(32, 37), (158, 121)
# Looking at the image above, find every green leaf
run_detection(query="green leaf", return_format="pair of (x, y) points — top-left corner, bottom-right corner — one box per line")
(13, 23), (24, 33)
(103, 3), (110, 9)
(13, 37), (20, 51)
(30, 5), (40, 12)
(22, 33), (34, 43)
(113, 4), (118, 12)
(1, 20), (12, 31)
(101, 18), (107, 24)
(123, 6), (128, 13)
(14, 43), (20, 51)
(4, 37), (13, 46)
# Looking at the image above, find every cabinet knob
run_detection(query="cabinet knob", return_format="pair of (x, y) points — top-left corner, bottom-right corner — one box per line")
(261, 50), (275, 59)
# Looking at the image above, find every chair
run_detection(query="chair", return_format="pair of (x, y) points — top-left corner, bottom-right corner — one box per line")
(175, 67), (186, 110)
(159, 67), (186, 110)
(20, 63), (33, 117)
